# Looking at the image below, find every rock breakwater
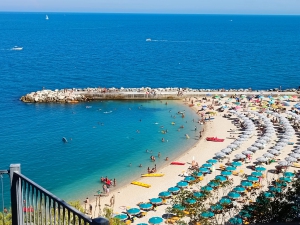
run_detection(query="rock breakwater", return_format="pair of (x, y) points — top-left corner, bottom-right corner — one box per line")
(20, 87), (300, 103)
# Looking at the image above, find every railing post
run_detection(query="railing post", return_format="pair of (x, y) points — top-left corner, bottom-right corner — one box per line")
(91, 217), (110, 225)
(10, 164), (21, 225)
(10, 164), (21, 185)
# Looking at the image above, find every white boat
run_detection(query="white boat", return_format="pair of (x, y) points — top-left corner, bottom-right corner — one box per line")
(146, 38), (151, 42)
(46, 15), (49, 20)
(12, 46), (23, 51)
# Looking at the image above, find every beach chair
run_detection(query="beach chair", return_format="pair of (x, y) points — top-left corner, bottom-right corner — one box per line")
(293, 163), (300, 168)
(219, 164), (225, 170)
(232, 171), (239, 176)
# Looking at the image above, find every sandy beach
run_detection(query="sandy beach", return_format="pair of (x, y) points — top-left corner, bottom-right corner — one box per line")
(83, 93), (300, 224)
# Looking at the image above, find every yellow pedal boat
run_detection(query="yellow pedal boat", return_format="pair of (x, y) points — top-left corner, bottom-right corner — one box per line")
(131, 181), (151, 188)
(141, 173), (164, 177)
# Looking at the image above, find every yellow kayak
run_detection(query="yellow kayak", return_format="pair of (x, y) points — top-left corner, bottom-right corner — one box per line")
(131, 181), (151, 188)
(141, 173), (164, 177)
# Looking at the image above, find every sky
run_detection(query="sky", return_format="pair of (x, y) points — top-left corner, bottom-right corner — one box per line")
(1, 0), (300, 14)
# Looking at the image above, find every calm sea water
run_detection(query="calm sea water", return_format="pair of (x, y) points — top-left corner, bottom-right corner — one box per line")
(1, 13), (300, 204)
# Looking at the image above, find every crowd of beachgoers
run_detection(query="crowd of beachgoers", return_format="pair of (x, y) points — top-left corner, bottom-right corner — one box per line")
(80, 92), (300, 224)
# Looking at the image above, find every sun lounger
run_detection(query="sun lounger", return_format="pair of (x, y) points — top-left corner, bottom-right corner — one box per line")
(293, 163), (300, 168)
(232, 171), (239, 176)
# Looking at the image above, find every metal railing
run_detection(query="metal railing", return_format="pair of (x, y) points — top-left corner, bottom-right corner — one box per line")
(8, 164), (108, 225)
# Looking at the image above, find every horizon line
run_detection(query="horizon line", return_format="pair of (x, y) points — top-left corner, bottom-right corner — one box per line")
(0, 11), (300, 16)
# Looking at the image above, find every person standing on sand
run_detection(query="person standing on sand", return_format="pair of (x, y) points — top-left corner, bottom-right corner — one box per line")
(113, 178), (116, 186)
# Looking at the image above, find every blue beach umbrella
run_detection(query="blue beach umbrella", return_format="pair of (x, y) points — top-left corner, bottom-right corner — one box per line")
(185, 198), (197, 205)
(201, 186), (213, 192)
(247, 176), (259, 182)
(226, 166), (237, 171)
(184, 176), (196, 182)
(177, 181), (188, 188)
(275, 182), (287, 188)
(210, 204), (223, 212)
(202, 163), (212, 168)
(283, 172), (295, 177)
(149, 217), (163, 225)
(251, 171), (263, 177)
(228, 191), (241, 199)
(201, 211), (214, 218)
(220, 197), (232, 205)
(193, 192), (205, 198)
(279, 177), (291, 182)
(233, 186), (246, 193)
(215, 175), (227, 182)
(208, 181), (219, 188)
(127, 208), (141, 215)
(241, 181), (253, 187)
(173, 204), (185, 211)
(114, 214), (128, 220)
(232, 161), (242, 167)
(168, 186), (180, 193)
(150, 198), (163, 204)
(139, 203), (152, 210)
(228, 217), (243, 225)
(221, 171), (232, 176)
(239, 210), (251, 218)
(194, 172), (203, 177)
(207, 159), (218, 164)
(199, 167), (210, 173)
(159, 191), (171, 198)
(269, 186), (282, 193)
(264, 192), (274, 198)
(255, 166), (266, 172)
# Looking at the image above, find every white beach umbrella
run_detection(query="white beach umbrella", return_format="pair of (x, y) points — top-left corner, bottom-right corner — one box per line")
(293, 149), (300, 154)
(285, 157), (297, 162)
(228, 144), (238, 149)
(268, 149), (280, 155)
(215, 152), (226, 158)
(242, 150), (253, 155)
(256, 157), (268, 162)
(257, 139), (267, 144)
(235, 154), (246, 159)
(248, 146), (258, 152)
(289, 153), (300, 159)
(273, 146), (283, 151)
(277, 142), (287, 147)
(254, 143), (264, 149)
(221, 148), (232, 154)
(263, 153), (274, 158)
(278, 161), (290, 166)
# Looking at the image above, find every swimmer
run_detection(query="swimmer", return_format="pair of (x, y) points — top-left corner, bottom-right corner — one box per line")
(129, 163), (131, 167)
(165, 157), (169, 161)
(162, 138), (165, 142)
(146, 149), (149, 153)
(139, 164), (142, 167)
(158, 152), (161, 158)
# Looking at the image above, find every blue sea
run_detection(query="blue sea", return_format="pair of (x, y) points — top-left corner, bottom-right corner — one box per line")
(1, 13), (300, 205)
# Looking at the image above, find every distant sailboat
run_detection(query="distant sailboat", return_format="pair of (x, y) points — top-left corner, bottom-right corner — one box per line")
(46, 15), (49, 20)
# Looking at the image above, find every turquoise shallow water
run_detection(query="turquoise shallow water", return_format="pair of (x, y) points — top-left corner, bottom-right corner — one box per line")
(1, 100), (200, 203)
(1, 13), (300, 205)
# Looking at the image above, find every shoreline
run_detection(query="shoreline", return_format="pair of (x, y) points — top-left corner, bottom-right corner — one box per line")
(20, 87), (300, 103)
(82, 98), (212, 215)
(81, 99), (205, 203)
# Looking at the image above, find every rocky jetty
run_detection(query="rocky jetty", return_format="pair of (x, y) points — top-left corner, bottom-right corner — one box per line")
(20, 87), (300, 103)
